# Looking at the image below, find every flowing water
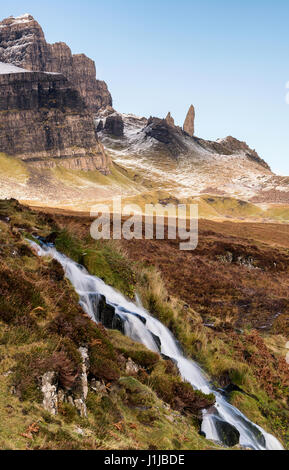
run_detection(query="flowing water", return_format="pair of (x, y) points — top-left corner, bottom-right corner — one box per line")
(28, 240), (284, 450)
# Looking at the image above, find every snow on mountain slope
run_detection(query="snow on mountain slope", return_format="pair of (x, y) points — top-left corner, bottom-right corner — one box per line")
(97, 111), (289, 204)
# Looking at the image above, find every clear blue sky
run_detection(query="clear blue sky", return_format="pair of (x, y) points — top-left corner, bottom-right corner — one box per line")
(2, 1), (289, 174)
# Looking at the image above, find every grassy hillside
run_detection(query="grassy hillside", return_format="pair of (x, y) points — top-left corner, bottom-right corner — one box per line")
(0, 153), (29, 183)
(0, 200), (288, 449)
(0, 199), (217, 450)
(53, 210), (289, 448)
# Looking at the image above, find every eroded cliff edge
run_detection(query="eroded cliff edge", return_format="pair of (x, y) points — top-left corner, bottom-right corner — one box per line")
(0, 63), (110, 173)
(0, 14), (112, 112)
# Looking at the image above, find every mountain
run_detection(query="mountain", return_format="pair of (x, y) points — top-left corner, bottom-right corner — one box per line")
(0, 15), (288, 452)
(95, 110), (289, 211)
(0, 14), (112, 112)
(0, 62), (110, 179)
(0, 14), (288, 219)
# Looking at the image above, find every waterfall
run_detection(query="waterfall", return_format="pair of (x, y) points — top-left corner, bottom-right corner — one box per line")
(28, 240), (284, 450)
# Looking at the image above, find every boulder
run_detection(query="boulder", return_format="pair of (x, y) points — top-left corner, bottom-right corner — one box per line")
(98, 295), (126, 333)
(214, 417), (240, 447)
(96, 120), (104, 132)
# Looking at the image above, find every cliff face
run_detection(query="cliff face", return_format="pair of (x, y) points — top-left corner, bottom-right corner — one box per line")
(0, 14), (112, 112)
(0, 63), (110, 173)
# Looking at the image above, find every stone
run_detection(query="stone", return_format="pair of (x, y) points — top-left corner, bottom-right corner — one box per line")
(104, 114), (124, 137)
(165, 112), (175, 127)
(183, 105), (195, 137)
(0, 15), (112, 112)
(98, 295), (126, 333)
(213, 417), (240, 447)
(74, 398), (87, 418)
(144, 117), (187, 158)
(78, 347), (89, 401)
(150, 332), (161, 351)
(91, 379), (107, 394)
(0, 63), (110, 173)
(41, 371), (58, 415)
(125, 358), (140, 375)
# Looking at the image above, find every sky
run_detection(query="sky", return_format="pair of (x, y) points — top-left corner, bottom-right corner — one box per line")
(2, 0), (289, 175)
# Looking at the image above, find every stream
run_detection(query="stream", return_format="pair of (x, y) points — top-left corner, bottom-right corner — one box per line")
(29, 240), (284, 450)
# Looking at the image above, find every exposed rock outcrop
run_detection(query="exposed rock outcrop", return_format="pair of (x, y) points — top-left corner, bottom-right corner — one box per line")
(41, 347), (89, 418)
(0, 14), (112, 112)
(196, 135), (271, 171)
(41, 371), (58, 415)
(0, 63), (110, 172)
(183, 104), (195, 137)
(144, 116), (188, 158)
(165, 112), (175, 127)
(97, 295), (125, 333)
(104, 114), (124, 137)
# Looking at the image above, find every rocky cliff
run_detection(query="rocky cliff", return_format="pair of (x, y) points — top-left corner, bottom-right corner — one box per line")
(0, 63), (110, 173)
(0, 14), (112, 112)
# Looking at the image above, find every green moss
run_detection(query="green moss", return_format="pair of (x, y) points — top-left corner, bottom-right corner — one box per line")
(55, 230), (83, 263)
(83, 246), (136, 299)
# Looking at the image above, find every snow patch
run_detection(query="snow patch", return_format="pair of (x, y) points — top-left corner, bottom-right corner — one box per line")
(0, 62), (29, 74)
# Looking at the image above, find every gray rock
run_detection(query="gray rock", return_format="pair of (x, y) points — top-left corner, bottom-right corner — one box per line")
(41, 371), (58, 415)
(126, 358), (140, 375)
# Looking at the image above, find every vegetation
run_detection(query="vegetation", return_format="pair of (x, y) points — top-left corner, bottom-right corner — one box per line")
(0, 199), (288, 449)
(0, 199), (219, 450)
(0, 153), (29, 183)
(51, 205), (289, 448)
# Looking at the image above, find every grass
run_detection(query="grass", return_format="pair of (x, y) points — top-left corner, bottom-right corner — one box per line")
(57, 221), (288, 446)
(52, 162), (140, 191)
(0, 153), (29, 183)
(0, 199), (288, 448)
(202, 196), (264, 218)
(55, 230), (136, 298)
(0, 199), (223, 450)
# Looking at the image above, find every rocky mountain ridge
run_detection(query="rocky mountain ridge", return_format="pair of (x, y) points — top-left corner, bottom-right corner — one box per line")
(0, 14), (112, 112)
(0, 62), (110, 173)
(96, 109), (289, 205)
(0, 14), (288, 211)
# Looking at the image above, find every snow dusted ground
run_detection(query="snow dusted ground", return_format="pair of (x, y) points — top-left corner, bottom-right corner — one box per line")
(0, 14), (33, 28)
(0, 62), (29, 74)
(97, 112), (288, 202)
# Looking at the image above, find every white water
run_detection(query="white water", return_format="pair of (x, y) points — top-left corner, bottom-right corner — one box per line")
(29, 240), (284, 450)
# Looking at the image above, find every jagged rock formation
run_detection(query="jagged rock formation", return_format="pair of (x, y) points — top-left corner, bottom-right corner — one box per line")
(165, 112), (175, 127)
(0, 63), (110, 173)
(95, 111), (289, 205)
(104, 114), (124, 137)
(144, 116), (187, 157)
(196, 135), (271, 171)
(183, 105), (195, 136)
(0, 14), (112, 112)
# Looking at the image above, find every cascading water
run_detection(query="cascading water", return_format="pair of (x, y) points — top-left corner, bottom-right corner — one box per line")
(28, 240), (284, 450)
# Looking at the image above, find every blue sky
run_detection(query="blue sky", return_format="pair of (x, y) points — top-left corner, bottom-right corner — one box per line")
(2, 1), (289, 174)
